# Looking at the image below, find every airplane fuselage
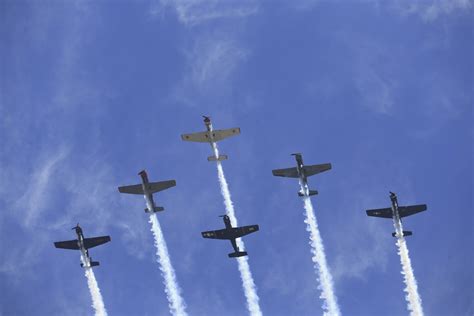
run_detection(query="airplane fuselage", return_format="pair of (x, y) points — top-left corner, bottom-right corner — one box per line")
(293, 154), (310, 192)
(204, 118), (221, 159)
(143, 190), (156, 212)
(389, 192), (408, 238)
(390, 193), (400, 220)
(221, 216), (241, 253)
(223, 215), (232, 230)
(74, 227), (92, 267)
(293, 154), (305, 177)
(139, 171), (157, 211)
(204, 119), (218, 142)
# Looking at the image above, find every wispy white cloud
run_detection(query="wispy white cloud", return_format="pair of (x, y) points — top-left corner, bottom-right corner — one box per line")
(172, 34), (249, 106)
(0, 232), (48, 280)
(154, 1), (255, 108)
(189, 37), (249, 90)
(19, 146), (70, 228)
(0, 2), (149, 283)
(153, 0), (259, 26)
(331, 219), (390, 281)
(355, 67), (395, 115)
(349, 39), (397, 115)
(392, 0), (473, 21)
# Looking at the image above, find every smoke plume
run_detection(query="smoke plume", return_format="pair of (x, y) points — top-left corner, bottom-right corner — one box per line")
(212, 144), (263, 316)
(149, 213), (188, 316)
(393, 213), (424, 316)
(80, 255), (107, 316)
(299, 181), (340, 316)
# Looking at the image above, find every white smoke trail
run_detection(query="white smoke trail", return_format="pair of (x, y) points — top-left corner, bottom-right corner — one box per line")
(393, 213), (423, 316)
(299, 181), (340, 316)
(212, 143), (262, 316)
(149, 213), (188, 316)
(80, 256), (107, 316)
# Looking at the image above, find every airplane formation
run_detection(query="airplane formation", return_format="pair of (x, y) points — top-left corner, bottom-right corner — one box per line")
(54, 116), (428, 311)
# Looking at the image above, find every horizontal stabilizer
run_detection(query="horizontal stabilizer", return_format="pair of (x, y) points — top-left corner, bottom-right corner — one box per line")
(392, 231), (412, 237)
(145, 206), (165, 213)
(208, 155), (228, 162)
(298, 190), (318, 197)
(81, 260), (100, 268)
(228, 251), (248, 258)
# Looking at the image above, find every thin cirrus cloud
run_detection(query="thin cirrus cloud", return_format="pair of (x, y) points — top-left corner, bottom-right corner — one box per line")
(391, 0), (473, 21)
(171, 35), (250, 107)
(18, 146), (71, 228)
(152, 1), (256, 108)
(153, 0), (259, 26)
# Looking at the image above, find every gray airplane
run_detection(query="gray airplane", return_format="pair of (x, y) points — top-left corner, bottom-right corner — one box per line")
(54, 224), (111, 268)
(272, 153), (332, 197)
(181, 116), (240, 161)
(201, 215), (259, 258)
(366, 192), (427, 237)
(118, 170), (176, 213)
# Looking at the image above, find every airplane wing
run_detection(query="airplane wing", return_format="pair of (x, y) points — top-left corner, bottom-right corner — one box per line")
(398, 204), (427, 218)
(211, 128), (240, 142)
(201, 228), (231, 240)
(181, 131), (211, 143)
(118, 184), (144, 195)
(366, 208), (392, 218)
(272, 167), (299, 178)
(54, 239), (79, 250)
(232, 225), (259, 238)
(146, 180), (176, 194)
(181, 128), (240, 143)
(303, 163), (332, 177)
(83, 236), (111, 249)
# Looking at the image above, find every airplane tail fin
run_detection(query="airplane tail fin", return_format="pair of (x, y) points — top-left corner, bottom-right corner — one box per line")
(392, 231), (413, 237)
(228, 251), (248, 258)
(298, 190), (318, 197)
(145, 206), (165, 213)
(81, 261), (100, 268)
(208, 155), (228, 162)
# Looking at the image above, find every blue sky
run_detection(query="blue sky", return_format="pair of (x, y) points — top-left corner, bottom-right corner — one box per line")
(1, 1), (472, 315)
